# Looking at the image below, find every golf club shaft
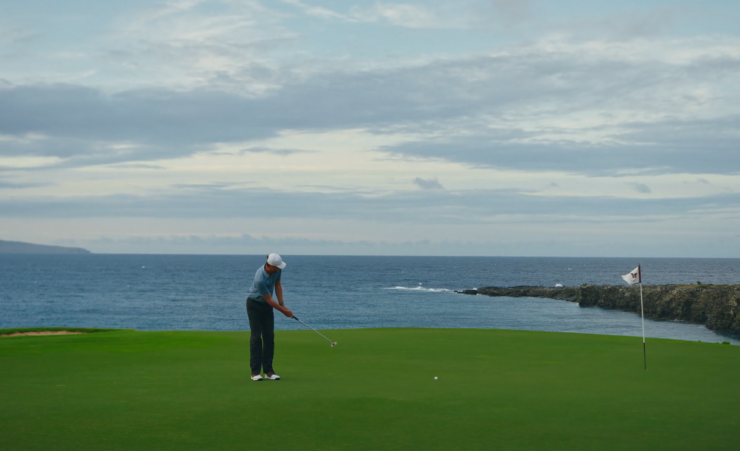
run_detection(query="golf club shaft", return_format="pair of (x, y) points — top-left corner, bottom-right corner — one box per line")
(293, 317), (334, 344)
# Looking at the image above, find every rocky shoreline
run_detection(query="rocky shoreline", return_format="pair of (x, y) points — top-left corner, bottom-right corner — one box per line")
(457, 285), (740, 337)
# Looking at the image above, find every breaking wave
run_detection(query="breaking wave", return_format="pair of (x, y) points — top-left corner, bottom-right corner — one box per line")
(387, 286), (452, 293)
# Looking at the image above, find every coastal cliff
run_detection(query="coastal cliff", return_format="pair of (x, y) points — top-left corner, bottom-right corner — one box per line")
(458, 285), (740, 337)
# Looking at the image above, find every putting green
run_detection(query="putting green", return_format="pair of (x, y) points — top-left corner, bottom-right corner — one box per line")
(1, 328), (737, 450)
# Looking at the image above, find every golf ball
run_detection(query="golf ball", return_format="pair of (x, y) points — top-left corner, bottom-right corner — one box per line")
(434, 377), (438, 380)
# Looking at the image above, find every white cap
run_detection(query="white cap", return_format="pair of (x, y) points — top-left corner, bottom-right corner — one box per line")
(267, 253), (286, 269)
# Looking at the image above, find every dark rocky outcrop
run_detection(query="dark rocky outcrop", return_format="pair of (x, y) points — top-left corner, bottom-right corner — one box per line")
(458, 285), (740, 337)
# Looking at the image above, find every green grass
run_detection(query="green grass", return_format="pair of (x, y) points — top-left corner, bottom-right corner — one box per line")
(0, 327), (124, 335)
(1, 328), (738, 450)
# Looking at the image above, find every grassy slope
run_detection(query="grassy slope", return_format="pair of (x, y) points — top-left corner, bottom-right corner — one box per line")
(0, 329), (737, 450)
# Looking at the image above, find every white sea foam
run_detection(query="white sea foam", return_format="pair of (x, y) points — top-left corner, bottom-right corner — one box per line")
(388, 286), (452, 293)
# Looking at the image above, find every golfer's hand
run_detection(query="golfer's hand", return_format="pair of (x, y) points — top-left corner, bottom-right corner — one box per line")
(282, 307), (294, 318)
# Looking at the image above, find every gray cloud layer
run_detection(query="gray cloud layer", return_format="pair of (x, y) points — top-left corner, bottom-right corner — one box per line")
(413, 177), (445, 190)
(1, 41), (738, 174)
(382, 115), (740, 175)
(2, 187), (738, 222)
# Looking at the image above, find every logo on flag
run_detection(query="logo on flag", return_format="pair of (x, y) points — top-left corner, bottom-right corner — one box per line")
(621, 266), (641, 286)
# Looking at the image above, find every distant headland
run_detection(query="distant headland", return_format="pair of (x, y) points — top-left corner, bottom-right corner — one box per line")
(458, 284), (740, 338)
(0, 239), (91, 254)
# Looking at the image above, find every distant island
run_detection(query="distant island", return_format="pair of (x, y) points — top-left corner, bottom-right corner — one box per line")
(0, 239), (91, 254)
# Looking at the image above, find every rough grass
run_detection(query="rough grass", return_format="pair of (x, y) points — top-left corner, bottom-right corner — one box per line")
(0, 328), (738, 450)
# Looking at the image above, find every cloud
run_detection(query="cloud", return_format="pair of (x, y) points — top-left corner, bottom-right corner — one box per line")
(105, 162), (165, 170)
(381, 115), (740, 176)
(80, 233), (427, 249)
(279, 0), (454, 29)
(57, 233), (503, 255)
(99, 0), (298, 92)
(413, 177), (445, 190)
(0, 27), (41, 47)
(280, 0), (348, 20)
(553, 6), (685, 42)
(0, 180), (48, 189)
(1, 36), (738, 174)
(350, 3), (445, 29)
(171, 182), (237, 190)
(239, 146), (314, 156)
(488, 0), (532, 22)
(2, 187), (739, 222)
(632, 183), (652, 194)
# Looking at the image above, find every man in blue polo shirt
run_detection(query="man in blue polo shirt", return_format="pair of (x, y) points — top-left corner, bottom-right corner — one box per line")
(247, 253), (293, 381)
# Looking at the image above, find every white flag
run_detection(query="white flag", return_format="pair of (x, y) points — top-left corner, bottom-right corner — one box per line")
(621, 266), (641, 285)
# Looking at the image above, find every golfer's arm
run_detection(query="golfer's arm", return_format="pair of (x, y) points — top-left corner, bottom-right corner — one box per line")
(275, 281), (284, 306)
(262, 293), (285, 312)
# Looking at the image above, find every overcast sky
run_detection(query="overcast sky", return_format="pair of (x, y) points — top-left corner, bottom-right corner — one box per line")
(1, 0), (739, 256)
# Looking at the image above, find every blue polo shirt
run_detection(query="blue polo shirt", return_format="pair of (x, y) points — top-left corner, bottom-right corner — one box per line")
(248, 265), (281, 303)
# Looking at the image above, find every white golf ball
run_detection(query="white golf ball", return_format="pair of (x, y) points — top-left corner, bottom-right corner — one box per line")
(434, 377), (438, 380)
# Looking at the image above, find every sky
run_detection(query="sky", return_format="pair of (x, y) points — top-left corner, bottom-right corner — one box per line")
(1, 0), (739, 256)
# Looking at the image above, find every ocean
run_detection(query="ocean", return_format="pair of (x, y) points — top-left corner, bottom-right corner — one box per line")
(2, 255), (739, 344)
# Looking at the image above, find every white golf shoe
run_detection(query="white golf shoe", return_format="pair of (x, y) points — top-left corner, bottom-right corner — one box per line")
(264, 373), (281, 380)
(251, 374), (263, 381)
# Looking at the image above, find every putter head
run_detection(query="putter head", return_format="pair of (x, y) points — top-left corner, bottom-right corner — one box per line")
(331, 342), (337, 347)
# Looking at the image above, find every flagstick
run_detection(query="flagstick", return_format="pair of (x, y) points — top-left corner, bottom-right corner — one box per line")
(639, 265), (647, 370)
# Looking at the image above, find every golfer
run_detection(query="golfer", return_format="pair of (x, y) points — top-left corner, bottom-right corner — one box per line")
(247, 253), (293, 381)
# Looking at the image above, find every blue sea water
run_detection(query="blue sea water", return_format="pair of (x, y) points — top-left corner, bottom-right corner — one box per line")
(1, 255), (739, 344)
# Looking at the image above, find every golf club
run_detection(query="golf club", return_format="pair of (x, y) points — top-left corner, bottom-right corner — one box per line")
(293, 316), (337, 347)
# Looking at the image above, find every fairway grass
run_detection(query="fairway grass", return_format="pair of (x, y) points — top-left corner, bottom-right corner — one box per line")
(0, 327), (122, 336)
(1, 328), (738, 450)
